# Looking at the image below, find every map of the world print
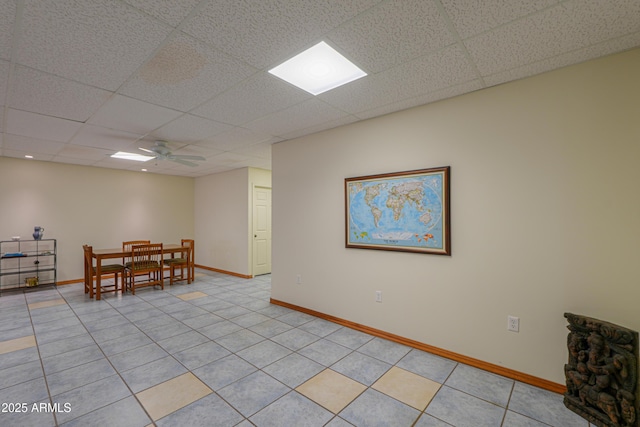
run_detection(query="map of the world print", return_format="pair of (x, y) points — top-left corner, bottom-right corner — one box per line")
(345, 167), (450, 255)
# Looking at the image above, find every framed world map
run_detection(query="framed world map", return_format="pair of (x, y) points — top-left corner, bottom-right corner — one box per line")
(345, 166), (450, 255)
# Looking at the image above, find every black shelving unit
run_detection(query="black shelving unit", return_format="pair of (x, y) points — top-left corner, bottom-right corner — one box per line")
(0, 239), (57, 295)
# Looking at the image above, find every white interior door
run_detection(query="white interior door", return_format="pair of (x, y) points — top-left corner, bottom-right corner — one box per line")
(252, 186), (271, 276)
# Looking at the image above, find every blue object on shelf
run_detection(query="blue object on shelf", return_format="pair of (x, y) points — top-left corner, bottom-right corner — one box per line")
(2, 252), (25, 258)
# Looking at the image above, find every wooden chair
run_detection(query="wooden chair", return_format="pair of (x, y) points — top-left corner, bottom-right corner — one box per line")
(83, 245), (125, 298)
(122, 240), (150, 267)
(125, 243), (163, 295)
(163, 239), (194, 285)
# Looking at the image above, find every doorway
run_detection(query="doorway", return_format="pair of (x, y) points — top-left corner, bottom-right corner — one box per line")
(252, 186), (272, 276)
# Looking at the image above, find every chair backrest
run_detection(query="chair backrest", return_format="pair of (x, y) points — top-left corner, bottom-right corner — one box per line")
(83, 244), (94, 275)
(123, 240), (150, 264)
(181, 239), (194, 260)
(130, 243), (163, 272)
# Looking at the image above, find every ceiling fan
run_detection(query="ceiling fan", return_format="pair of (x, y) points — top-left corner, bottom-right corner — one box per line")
(139, 140), (205, 167)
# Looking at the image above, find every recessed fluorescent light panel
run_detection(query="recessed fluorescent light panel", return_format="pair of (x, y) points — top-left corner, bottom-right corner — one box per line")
(269, 41), (366, 95)
(110, 152), (154, 162)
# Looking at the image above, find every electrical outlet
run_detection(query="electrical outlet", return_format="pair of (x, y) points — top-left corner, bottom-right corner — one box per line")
(296, 275), (302, 285)
(375, 291), (382, 303)
(507, 315), (520, 332)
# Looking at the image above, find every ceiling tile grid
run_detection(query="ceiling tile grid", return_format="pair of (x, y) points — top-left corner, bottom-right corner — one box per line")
(6, 109), (83, 143)
(0, 0), (638, 176)
(355, 79), (484, 121)
(244, 98), (354, 137)
(16, 0), (173, 91)
(441, 0), (560, 39)
(0, 0), (16, 61)
(3, 133), (67, 155)
(150, 113), (234, 144)
(122, 0), (202, 27)
(483, 31), (640, 87)
(0, 59), (8, 108)
(327, 0), (456, 74)
(194, 127), (279, 152)
(9, 65), (112, 122)
(319, 44), (478, 114)
(69, 124), (143, 151)
(191, 72), (311, 126)
(119, 32), (258, 112)
(463, 0), (640, 76)
(182, 0), (384, 69)
(87, 94), (182, 135)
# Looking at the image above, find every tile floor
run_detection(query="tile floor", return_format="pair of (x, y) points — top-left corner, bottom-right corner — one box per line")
(0, 270), (593, 427)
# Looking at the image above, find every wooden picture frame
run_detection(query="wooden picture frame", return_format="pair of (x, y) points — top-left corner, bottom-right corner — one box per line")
(345, 166), (450, 255)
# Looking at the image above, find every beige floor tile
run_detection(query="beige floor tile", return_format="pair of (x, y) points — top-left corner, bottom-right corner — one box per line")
(296, 369), (366, 413)
(136, 372), (212, 420)
(177, 291), (208, 301)
(372, 366), (441, 410)
(28, 298), (66, 310)
(0, 335), (37, 355)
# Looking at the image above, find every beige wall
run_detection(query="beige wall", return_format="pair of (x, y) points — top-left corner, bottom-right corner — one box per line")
(194, 167), (271, 276)
(0, 158), (194, 282)
(272, 49), (640, 384)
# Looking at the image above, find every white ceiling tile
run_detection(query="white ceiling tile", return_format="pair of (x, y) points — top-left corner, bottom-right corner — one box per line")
(17, 0), (172, 91)
(356, 80), (484, 120)
(54, 144), (114, 162)
(120, 32), (257, 112)
(9, 66), (112, 122)
(194, 127), (275, 152)
(245, 99), (350, 137)
(0, 0), (16, 60)
(50, 155), (101, 166)
(2, 0), (640, 177)
(320, 45), (477, 114)
(207, 151), (253, 166)
(90, 156), (148, 171)
(122, 0), (201, 27)
(484, 32), (640, 87)
(195, 164), (236, 175)
(88, 95), (182, 134)
(191, 73), (311, 125)
(1, 149), (55, 162)
(151, 114), (233, 143)
(441, 0), (558, 39)
(328, 0), (455, 74)
(174, 143), (225, 159)
(69, 125), (143, 151)
(134, 140), (223, 159)
(0, 60), (8, 107)
(465, 0), (640, 76)
(281, 115), (360, 141)
(182, 0), (382, 69)
(233, 157), (272, 170)
(230, 140), (275, 159)
(3, 133), (66, 155)
(6, 109), (82, 142)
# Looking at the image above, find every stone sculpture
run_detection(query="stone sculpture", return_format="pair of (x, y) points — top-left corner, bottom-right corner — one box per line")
(564, 313), (639, 427)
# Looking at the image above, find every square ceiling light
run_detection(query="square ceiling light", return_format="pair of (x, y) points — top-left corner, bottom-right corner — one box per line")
(110, 151), (154, 162)
(269, 41), (367, 95)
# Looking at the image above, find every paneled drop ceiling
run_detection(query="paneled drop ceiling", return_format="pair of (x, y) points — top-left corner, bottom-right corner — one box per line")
(0, 0), (639, 177)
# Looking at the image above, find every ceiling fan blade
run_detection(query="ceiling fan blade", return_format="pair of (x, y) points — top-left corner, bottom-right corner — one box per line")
(139, 147), (155, 154)
(168, 154), (206, 161)
(171, 158), (199, 167)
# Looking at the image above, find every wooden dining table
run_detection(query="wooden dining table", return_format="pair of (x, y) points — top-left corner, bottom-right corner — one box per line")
(91, 243), (191, 300)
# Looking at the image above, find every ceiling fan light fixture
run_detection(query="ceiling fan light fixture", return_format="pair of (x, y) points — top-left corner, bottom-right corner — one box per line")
(111, 151), (154, 162)
(268, 41), (367, 95)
